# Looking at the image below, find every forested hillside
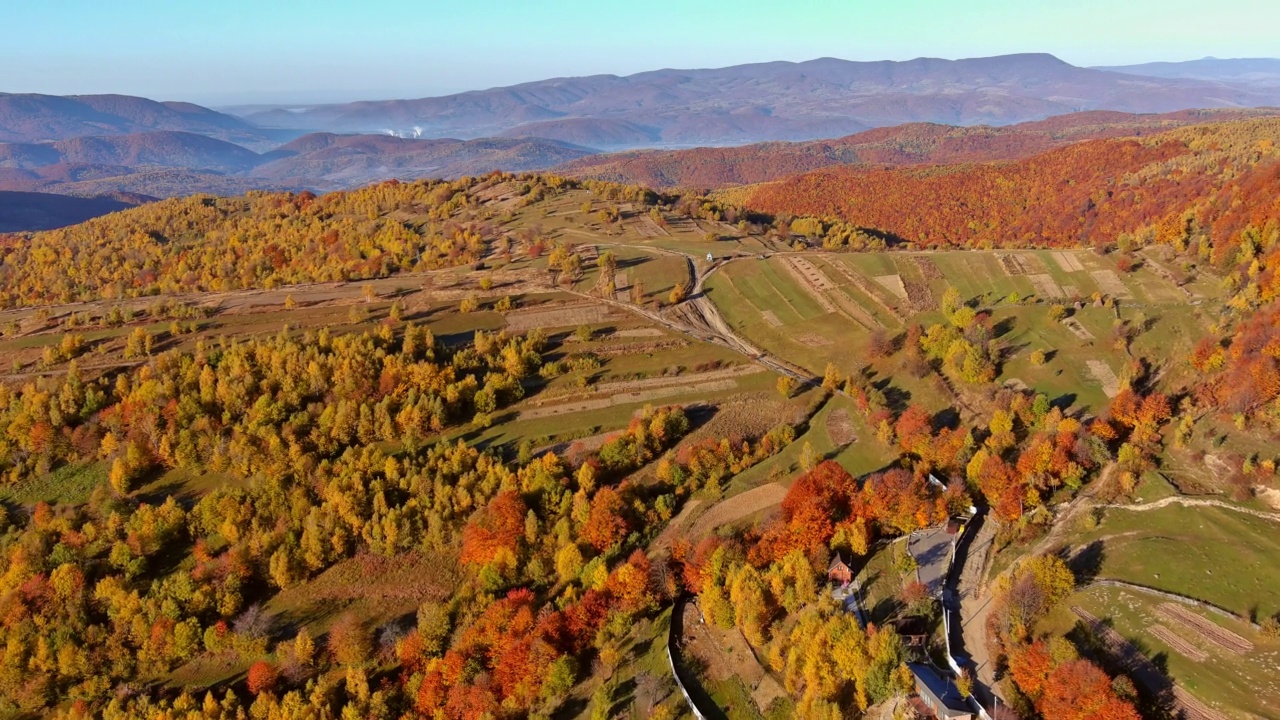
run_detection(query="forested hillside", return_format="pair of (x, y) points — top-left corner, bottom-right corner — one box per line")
(725, 118), (1280, 258)
(0, 162), (1277, 719)
(0, 178), (495, 306)
(560, 109), (1280, 189)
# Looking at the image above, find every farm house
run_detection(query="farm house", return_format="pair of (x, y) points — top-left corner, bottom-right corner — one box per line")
(907, 663), (976, 720)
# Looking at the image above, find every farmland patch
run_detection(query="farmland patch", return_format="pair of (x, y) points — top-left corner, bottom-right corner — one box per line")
(1087, 359), (1121, 397)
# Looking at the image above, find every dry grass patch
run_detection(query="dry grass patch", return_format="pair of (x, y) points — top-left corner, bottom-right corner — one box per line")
(826, 407), (857, 447)
(998, 252), (1048, 275)
(685, 483), (787, 540)
(873, 274), (908, 301)
(1086, 359), (1120, 398)
(504, 303), (618, 332)
(1052, 250), (1086, 272)
(1091, 269), (1133, 298)
(1028, 273), (1065, 299)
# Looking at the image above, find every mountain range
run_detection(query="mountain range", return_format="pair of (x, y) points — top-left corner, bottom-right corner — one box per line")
(0, 130), (594, 198)
(2, 53), (1280, 230)
(1096, 57), (1280, 87)
(0, 93), (278, 148)
(238, 53), (1280, 148)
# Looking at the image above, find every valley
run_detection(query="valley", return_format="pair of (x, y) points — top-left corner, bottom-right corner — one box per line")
(2, 158), (1278, 719)
(4, 29), (1280, 719)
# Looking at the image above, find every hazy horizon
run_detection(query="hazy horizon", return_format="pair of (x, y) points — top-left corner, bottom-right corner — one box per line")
(3, 0), (1279, 106)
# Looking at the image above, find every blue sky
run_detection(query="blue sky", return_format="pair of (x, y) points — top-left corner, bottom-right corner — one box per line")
(2, 0), (1276, 105)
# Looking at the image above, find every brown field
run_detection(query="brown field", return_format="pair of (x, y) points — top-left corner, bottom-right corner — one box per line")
(780, 257), (839, 313)
(998, 252), (1048, 275)
(518, 380), (737, 420)
(914, 256), (943, 280)
(1156, 603), (1254, 655)
(629, 214), (669, 238)
(1028, 273), (1065, 299)
(517, 365), (765, 421)
(268, 551), (457, 629)
(683, 393), (794, 445)
(1064, 317), (1096, 340)
(504, 303), (619, 331)
(595, 363), (763, 394)
(685, 482), (788, 540)
(901, 279), (935, 311)
(1053, 250), (1087, 273)
(785, 257), (836, 290)
(1091, 269), (1133, 298)
(826, 407), (857, 446)
(1147, 624), (1209, 662)
(1086, 359), (1121, 397)
(873, 274), (908, 300)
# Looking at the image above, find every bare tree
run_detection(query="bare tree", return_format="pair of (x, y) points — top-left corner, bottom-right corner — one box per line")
(634, 670), (663, 714)
(233, 604), (272, 640)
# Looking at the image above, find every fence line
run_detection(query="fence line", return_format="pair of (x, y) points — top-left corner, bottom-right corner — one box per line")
(666, 598), (712, 720)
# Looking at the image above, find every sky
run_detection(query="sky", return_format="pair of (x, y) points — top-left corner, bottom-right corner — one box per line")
(2, 0), (1277, 106)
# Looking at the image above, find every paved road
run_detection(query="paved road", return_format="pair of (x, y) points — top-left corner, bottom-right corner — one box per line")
(908, 526), (953, 597)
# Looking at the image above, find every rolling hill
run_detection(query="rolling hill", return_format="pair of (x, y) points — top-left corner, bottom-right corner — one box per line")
(0, 131), (261, 173)
(0, 190), (144, 232)
(251, 133), (596, 188)
(559, 108), (1280, 188)
(718, 117), (1280, 253)
(240, 54), (1280, 147)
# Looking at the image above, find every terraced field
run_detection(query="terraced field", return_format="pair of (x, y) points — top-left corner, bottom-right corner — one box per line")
(1058, 585), (1280, 720)
(705, 249), (1217, 415)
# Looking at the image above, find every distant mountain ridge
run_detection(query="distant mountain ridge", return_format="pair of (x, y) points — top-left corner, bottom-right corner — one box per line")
(0, 190), (144, 232)
(238, 53), (1280, 147)
(0, 131), (261, 173)
(558, 108), (1280, 188)
(1096, 57), (1280, 87)
(0, 130), (597, 198)
(4, 52), (1280, 230)
(0, 93), (277, 147)
(251, 133), (595, 186)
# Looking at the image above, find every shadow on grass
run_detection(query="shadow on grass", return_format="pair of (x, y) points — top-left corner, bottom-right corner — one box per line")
(669, 599), (730, 720)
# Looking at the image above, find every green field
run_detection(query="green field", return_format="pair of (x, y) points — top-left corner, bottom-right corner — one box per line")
(1074, 503), (1280, 619)
(706, 250), (1218, 416)
(1046, 584), (1280, 720)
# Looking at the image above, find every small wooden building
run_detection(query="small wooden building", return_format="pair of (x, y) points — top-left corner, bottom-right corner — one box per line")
(827, 553), (853, 586)
(889, 616), (930, 647)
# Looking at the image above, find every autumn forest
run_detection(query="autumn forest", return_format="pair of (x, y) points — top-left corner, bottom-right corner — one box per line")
(0, 108), (1279, 720)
